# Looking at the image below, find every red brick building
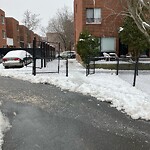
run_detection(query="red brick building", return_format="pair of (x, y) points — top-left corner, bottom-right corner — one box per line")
(34, 33), (42, 47)
(0, 9), (7, 48)
(74, 0), (124, 55)
(27, 30), (34, 48)
(6, 17), (20, 48)
(19, 25), (28, 48)
(46, 32), (65, 52)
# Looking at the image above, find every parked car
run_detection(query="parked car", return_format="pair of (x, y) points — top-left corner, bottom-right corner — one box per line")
(57, 51), (76, 59)
(2, 50), (32, 68)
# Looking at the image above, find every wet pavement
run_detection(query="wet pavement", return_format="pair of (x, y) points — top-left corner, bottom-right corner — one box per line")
(0, 76), (150, 150)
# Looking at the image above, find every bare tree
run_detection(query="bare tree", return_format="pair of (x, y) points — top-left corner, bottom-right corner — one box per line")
(22, 10), (41, 31)
(22, 10), (41, 47)
(47, 6), (74, 51)
(120, 0), (150, 43)
(39, 26), (48, 37)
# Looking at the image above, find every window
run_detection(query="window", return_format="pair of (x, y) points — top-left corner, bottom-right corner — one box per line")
(17, 24), (19, 31)
(1, 15), (5, 24)
(101, 37), (116, 52)
(2, 30), (6, 39)
(86, 8), (101, 24)
(76, 4), (77, 13)
(3, 45), (7, 48)
(17, 36), (20, 43)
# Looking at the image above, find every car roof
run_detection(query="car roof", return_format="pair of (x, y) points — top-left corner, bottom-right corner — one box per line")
(3, 50), (31, 59)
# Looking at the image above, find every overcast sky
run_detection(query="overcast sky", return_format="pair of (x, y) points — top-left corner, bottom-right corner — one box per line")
(1, 0), (74, 34)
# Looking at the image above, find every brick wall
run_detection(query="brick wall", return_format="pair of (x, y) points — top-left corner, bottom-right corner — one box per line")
(74, 0), (124, 55)
(34, 33), (42, 48)
(0, 9), (7, 48)
(27, 30), (34, 48)
(47, 33), (64, 52)
(19, 25), (28, 48)
(6, 17), (20, 48)
(74, 0), (83, 46)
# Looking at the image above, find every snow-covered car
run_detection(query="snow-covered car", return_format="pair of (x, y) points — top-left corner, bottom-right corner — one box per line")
(57, 51), (76, 59)
(2, 50), (32, 68)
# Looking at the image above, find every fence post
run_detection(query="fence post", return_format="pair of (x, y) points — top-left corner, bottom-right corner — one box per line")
(32, 37), (36, 76)
(86, 56), (90, 76)
(40, 42), (43, 68)
(116, 57), (119, 75)
(58, 43), (60, 73)
(93, 59), (95, 74)
(133, 58), (138, 86)
(66, 57), (68, 77)
(43, 42), (46, 67)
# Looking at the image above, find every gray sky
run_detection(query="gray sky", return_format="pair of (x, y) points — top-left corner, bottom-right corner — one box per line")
(1, 0), (74, 34)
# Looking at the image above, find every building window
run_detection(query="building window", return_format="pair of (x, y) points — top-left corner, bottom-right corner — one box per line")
(86, 8), (101, 24)
(101, 37), (116, 52)
(1, 15), (5, 24)
(76, 4), (77, 13)
(17, 36), (20, 43)
(17, 24), (19, 31)
(2, 30), (6, 39)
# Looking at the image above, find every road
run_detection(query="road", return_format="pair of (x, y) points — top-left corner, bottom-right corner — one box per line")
(0, 76), (150, 150)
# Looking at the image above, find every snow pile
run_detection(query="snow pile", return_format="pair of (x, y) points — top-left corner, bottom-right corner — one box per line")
(0, 110), (11, 150)
(0, 59), (150, 121)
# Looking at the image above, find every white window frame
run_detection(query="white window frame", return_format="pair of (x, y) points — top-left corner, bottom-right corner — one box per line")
(86, 8), (101, 24)
(2, 30), (6, 39)
(17, 24), (19, 31)
(1, 15), (5, 24)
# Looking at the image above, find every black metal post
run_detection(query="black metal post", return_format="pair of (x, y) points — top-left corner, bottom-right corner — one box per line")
(136, 57), (139, 76)
(50, 45), (52, 61)
(116, 57), (119, 75)
(133, 58), (138, 86)
(25, 52), (27, 67)
(86, 63), (90, 76)
(66, 57), (68, 77)
(43, 42), (46, 67)
(40, 42), (43, 68)
(47, 43), (49, 61)
(93, 59), (95, 74)
(86, 56), (90, 76)
(58, 43), (60, 73)
(32, 37), (36, 76)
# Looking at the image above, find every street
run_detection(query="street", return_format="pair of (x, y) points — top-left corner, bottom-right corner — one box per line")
(0, 76), (150, 150)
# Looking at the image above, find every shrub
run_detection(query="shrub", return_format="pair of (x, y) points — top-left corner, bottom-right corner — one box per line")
(77, 30), (100, 63)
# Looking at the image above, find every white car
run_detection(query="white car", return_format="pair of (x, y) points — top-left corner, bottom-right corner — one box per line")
(2, 50), (32, 68)
(57, 51), (76, 59)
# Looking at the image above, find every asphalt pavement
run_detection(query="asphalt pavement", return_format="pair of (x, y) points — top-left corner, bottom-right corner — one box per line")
(0, 76), (150, 150)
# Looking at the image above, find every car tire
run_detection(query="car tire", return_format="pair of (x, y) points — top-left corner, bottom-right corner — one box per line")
(4, 66), (9, 69)
(22, 61), (25, 67)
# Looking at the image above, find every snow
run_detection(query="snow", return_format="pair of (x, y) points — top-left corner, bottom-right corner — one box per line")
(0, 59), (150, 148)
(0, 109), (11, 150)
(79, 39), (85, 41)
(142, 22), (150, 30)
(3, 50), (32, 59)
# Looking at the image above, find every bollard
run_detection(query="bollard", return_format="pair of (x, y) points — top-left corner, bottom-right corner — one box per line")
(66, 57), (68, 77)
(116, 57), (119, 75)
(133, 58), (138, 86)
(32, 37), (36, 76)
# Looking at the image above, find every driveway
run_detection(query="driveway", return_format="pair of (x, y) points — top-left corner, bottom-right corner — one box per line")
(0, 76), (150, 150)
